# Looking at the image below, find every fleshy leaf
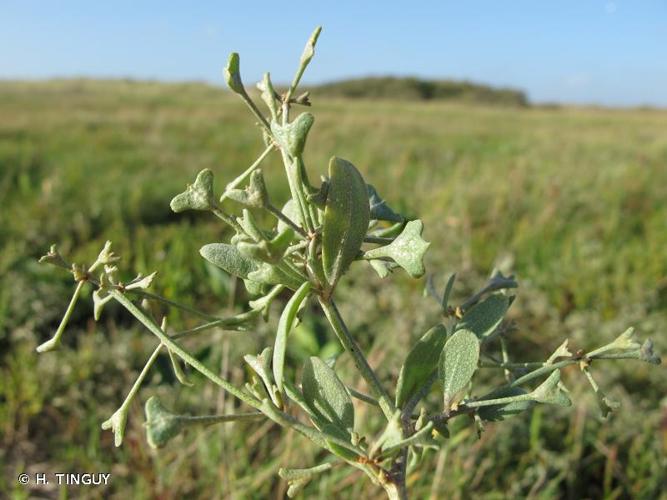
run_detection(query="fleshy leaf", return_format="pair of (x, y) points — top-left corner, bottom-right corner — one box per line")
(301, 357), (354, 432)
(170, 169), (216, 213)
(224, 52), (244, 94)
(247, 262), (305, 290)
(144, 396), (183, 449)
(364, 220), (430, 278)
(273, 282), (312, 394)
(530, 371), (572, 407)
(321, 157), (370, 288)
(367, 184), (403, 222)
(477, 387), (534, 422)
(199, 243), (259, 280)
(439, 329), (480, 409)
(271, 113), (315, 157)
(225, 169), (269, 208)
(395, 324), (447, 407)
(277, 199), (300, 234)
(456, 293), (509, 341)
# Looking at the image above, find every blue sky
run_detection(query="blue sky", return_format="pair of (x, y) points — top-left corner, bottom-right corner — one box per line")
(1, 1), (666, 106)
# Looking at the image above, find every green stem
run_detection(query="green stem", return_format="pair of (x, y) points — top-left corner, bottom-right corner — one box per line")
(238, 89), (272, 134)
(132, 290), (223, 321)
(509, 359), (576, 388)
(220, 144), (274, 202)
(267, 203), (306, 236)
(348, 387), (380, 408)
(318, 298), (396, 421)
(110, 290), (260, 408)
(182, 411), (264, 426)
(119, 343), (163, 412)
(172, 311), (260, 339)
(36, 280), (86, 353)
(211, 206), (245, 233)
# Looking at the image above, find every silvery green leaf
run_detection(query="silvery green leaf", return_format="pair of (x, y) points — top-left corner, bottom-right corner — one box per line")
(369, 259), (395, 278)
(395, 324), (447, 407)
(364, 220), (430, 278)
(302, 357), (354, 432)
(477, 387), (534, 422)
(199, 243), (258, 279)
(224, 52), (244, 94)
(300, 26), (322, 67)
(144, 396), (183, 449)
(170, 169), (216, 213)
(456, 293), (509, 341)
(271, 113), (315, 157)
(277, 199), (299, 234)
(439, 329), (480, 409)
(225, 170), (269, 209)
(321, 157), (370, 288)
(371, 411), (403, 456)
(279, 462), (334, 482)
(238, 209), (266, 241)
(367, 184), (403, 222)
(258, 72), (278, 118)
(247, 262), (305, 290)
(530, 371), (571, 407)
(321, 423), (358, 460)
(243, 278), (266, 297)
(273, 282), (312, 394)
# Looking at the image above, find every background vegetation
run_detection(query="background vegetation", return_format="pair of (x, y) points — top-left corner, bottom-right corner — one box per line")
(310, 77), (528, 106)
(1, 79), (665, 499)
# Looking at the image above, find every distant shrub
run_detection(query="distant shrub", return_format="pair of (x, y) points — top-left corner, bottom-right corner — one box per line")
(311, 76), (528, 106)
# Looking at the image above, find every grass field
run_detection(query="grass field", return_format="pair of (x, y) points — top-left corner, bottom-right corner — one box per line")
(1, 80), (666, 499)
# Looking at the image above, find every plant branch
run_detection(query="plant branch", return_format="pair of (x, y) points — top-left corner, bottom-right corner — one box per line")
(110, 290), (260, 408)
(318, 298), (396, 421)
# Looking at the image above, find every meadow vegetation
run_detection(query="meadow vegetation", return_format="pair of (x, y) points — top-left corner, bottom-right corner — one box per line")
(1, 78), (665, 498)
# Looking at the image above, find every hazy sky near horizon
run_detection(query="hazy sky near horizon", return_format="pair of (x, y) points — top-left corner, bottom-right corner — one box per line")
(2, 1), (666, 106)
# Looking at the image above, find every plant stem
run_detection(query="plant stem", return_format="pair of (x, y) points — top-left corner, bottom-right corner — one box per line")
(220, 144), (275, 201)
(132, 290), (223, 321)
(348, 387), (380, 408)
(318, 298), (396, 421)
(182, 411), (264, 426)
(267, 203), (307, 237)
(119, 343), (163, 412)
(111, 290), (260, 408)
(36, 280), (86, 352)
